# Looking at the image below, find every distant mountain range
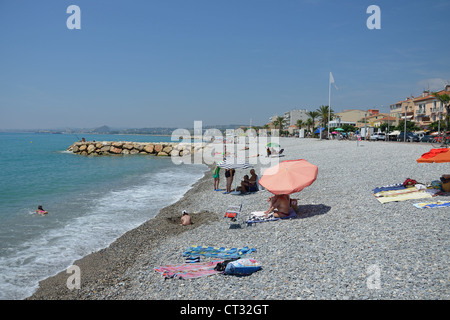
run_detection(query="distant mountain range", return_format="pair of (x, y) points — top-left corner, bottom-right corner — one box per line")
(2, 124), (251, 135)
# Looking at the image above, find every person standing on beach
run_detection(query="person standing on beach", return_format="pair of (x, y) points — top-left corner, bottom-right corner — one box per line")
(213, 165), (220, 191)
(225, 168), (235, 193)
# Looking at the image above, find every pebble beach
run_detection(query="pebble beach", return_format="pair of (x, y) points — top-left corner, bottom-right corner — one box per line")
(27, 137), (449, 300)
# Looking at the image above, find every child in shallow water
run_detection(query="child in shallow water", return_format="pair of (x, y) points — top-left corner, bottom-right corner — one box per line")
(35, 205), (48, 215)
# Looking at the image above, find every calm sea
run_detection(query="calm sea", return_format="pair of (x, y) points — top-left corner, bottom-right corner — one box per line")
(0, 132), (207, 299)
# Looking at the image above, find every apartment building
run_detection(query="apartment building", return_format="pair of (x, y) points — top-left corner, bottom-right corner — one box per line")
(389, 85), (450, 129)
(283, 109), (310, 127)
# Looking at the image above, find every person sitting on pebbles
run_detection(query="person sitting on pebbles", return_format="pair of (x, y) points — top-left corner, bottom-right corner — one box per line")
(264, 194), (291, 218)
(181, 210), (193, 226)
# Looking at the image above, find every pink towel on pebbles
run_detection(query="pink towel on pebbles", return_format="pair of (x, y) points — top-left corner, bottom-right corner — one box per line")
(155, 261), (223, 279)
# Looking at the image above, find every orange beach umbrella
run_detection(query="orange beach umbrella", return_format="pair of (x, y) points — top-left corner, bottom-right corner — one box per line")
(259, 159), (318, 195)
(416, 148), (450, 163)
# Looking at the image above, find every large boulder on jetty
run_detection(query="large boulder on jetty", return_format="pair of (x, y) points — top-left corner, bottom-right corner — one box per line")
(100, 145), (111, 153)
(79, 144), (87, 151)
(130, 149), (139, 155)
(157, 151), (168, 156)
(112, 142), (124, 148)
(144, 144), (154, 153)
(110, 146), (122, 154)
(170, 150), (180, 157)
(154, 144), (163, 153)
(123, 143), (134, 150)
(163, 146), (173, 154)
(87, 144), (96, 154)
(72, 145), (79, 153)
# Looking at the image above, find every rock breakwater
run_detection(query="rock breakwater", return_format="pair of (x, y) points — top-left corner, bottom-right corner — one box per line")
(67, 141), (206, 157)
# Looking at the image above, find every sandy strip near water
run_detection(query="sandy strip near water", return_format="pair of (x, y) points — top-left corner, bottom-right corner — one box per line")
(27, 137), (449, 300)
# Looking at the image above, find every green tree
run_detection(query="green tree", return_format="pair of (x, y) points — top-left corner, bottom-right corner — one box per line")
(379, 123), (389, 133)
(296, 119), (304, 130)
(341, 124), (356, 132)
(433, 91), (450, 131)
(272, 116), (286, 132)
(307, 111), (320, 130)
(394, 120), (421, 132)
(317, 105), (334, 128)
(305, 118), (313, 133)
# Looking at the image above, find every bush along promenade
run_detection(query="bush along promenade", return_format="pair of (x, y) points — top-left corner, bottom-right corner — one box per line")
(67, 141), (207, 157)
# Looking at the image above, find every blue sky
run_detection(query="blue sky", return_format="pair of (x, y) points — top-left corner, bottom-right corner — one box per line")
(1, 0), (449, 129)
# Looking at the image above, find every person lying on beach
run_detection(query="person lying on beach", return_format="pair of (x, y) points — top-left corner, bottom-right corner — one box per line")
(181, 210), (192, 226)
(35, 205), (48, 215)
(264, 194), (290, 218)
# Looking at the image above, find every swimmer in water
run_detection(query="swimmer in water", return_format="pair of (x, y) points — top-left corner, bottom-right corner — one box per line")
(35, 205), (48, 215)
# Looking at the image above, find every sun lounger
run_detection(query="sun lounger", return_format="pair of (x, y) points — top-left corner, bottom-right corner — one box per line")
(224, 203), (242, 223)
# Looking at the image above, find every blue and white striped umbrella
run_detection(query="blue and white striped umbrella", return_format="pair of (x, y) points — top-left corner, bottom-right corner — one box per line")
(217, 158), (253, 169)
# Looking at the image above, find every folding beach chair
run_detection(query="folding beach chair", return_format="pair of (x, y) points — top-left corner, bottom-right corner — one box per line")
(224, 203), (242, 225)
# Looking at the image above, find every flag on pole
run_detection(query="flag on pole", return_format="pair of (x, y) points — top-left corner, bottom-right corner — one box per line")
(330, 72), (338, 90)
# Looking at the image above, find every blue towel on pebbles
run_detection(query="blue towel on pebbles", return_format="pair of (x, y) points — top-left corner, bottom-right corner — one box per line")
(182, 246), (256, 259)
(372, 183), (405, 194)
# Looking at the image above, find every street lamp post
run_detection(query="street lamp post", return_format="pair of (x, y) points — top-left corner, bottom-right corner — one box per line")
(364, 113), (367, 140)
(404, 105), (407, 142)
(387, 106), (390, 141)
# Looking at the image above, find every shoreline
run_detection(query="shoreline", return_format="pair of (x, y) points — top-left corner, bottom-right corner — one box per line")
(26, 138), (449, 300)
(26, 165), (216, 300)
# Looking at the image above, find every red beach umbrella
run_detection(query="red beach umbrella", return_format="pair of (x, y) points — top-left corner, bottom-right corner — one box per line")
(259, 159), (318, 195)
(416, 148), (450, 163)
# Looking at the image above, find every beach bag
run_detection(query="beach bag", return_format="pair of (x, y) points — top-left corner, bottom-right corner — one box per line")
(224, 258), (261, 276)
(441, 177), (450, 192)
(214, 258), (238, 272)
(430, 180), (442, 189)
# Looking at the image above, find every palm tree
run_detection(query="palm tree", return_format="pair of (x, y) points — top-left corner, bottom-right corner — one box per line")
(317, 105), (334, 129)
(305, 118), (313, 132)
(296, 119), (304, 130)
(433, 91), (450, 131)
(307, 111), (320, 129)
(272, 116), (286, 132)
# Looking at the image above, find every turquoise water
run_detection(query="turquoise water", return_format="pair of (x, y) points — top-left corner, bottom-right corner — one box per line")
(0, 132), (207, 299)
